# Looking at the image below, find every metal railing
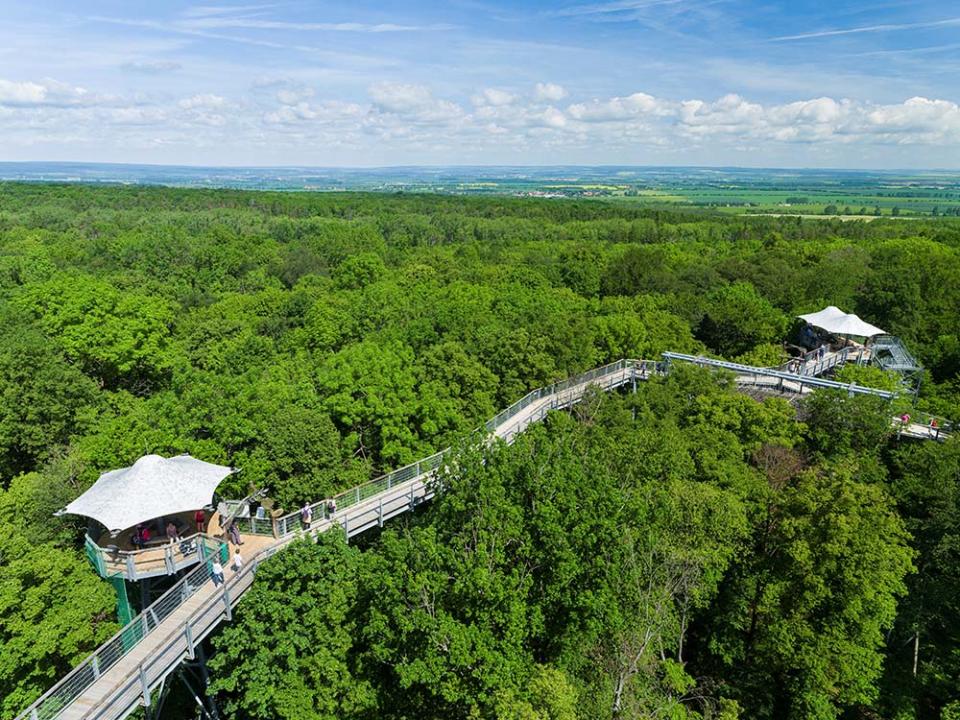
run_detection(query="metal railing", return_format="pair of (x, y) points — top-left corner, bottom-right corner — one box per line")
(17, 359), (643, 720)
(274, 358), (647, 540)
(20, 537), (226, 720)
(84, 533), (209, 581)
(663, 352), (898, 400)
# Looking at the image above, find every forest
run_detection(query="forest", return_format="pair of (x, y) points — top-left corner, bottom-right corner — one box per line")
(1, 183), (959, 720)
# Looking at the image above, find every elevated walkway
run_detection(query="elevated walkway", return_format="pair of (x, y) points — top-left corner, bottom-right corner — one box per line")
(17, 356), (952, 720)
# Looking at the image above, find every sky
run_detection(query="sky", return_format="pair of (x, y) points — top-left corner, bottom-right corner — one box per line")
(1, 0), (959, 168)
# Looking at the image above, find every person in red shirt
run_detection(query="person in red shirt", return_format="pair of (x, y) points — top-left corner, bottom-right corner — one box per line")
(195, 508), (206, 534)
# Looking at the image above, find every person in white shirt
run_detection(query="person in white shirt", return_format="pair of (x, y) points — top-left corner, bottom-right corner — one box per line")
(211, 560), (225, 587)
(232, 548), (244, 572)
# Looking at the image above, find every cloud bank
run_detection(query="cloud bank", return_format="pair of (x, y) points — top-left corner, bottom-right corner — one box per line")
(1, 77), (958, 164)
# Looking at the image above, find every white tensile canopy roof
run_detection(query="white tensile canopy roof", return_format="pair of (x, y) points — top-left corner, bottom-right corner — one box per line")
(60, 454), (234, 534)
(798, 306), (886, 338)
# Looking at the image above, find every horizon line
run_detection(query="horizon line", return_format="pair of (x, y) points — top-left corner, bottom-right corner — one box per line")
(1, 160), (959, 174)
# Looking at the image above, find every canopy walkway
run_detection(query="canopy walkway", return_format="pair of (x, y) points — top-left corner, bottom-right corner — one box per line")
(17, 356), (953, 720)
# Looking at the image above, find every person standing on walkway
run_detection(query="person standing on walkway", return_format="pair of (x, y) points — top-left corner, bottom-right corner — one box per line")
(166, 521), (180, 544)
(301, 502), (313, 531)
(194, 508), (206, 534)
(232, 547), (243, 572)
(228, 521), (243, 546)
(211, 559), (225, 587)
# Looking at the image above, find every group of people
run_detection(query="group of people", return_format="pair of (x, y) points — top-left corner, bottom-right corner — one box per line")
(787, 345), (829, 375)
(211, 546), (243, 587)
(129, 520), (185, 548)
(210, 497), (342, 587)
(299, 498), (337, 531)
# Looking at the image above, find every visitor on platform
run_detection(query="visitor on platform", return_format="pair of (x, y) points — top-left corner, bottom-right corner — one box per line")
(326, 498), (337, 517)
(232, 547), (244, 572)
(194, 508), (206, 534)
(211, 559), (225, 587)
(131, 523), (148, 549)
(301, 502), (313, 530)
(166, 521), (180, 544)
(228, 521), (243, 546)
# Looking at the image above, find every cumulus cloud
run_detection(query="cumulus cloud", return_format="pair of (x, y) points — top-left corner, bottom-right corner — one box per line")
(0, 78), (95, 107)
(568, 92), (673, 121)
(368, 82), (463, 122)
(534, 82), (568, 102)
(3, 74), (960, 162)
(264, 99), (364, 125)
(178, 94), (227, 110)
(472, 88), (516, 107)
(369, 82), (434, 113)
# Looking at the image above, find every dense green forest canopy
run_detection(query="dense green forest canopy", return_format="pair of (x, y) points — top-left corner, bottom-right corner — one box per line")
(1, 184), (959, 719)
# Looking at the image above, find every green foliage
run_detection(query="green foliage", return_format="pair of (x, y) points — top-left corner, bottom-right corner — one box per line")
(0, 314), (98, 482)
(881, 440), (960, 716)
(708, 465), (913, 720)
(13, 275), (176, 390)
(209, 533), (375, 719)
(0, 473), (117, 716)
(801, 390), (894, 457)
(698, 282), (788, 357)
(835, 363), (905, 392)
(0, 185), (957, 719)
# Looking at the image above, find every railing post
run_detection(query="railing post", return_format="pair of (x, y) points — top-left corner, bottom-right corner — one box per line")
(92, 655), (100, 679)
(355, 486), (360, 505)
(139, 664), (151, 707)
(126, 554), (136, 579)
(185, 623), (195, 659)
(30, 708), (39, 720)
(378, 497), (384, 528)
(165, 545), (174, 574)
(343, 514), (349, 541)
(251, 516), (257, 534)
(223, 584), (232, 621)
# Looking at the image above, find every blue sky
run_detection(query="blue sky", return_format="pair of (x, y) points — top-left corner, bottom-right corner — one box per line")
(1, 0), (959, 167)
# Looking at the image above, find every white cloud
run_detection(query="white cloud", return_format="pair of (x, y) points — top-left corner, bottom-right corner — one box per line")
(185, 17), (455, 33)
(0, 78), (95, 107)
(178, 94), (227, 110)
(472, 88), (516, 107)
(568, 92), (673, 121)
(541, 106), (569, 128)
(264, 100), (364, 125)
(534, 82), (568, 102)
(276, 87), (314, 105)
(770, 16), (960, 42)
(368, 82), (463, 122)
(369, 82), (434, 113)
(121, 61), (182, 74)
(2, 75), (960, 164)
